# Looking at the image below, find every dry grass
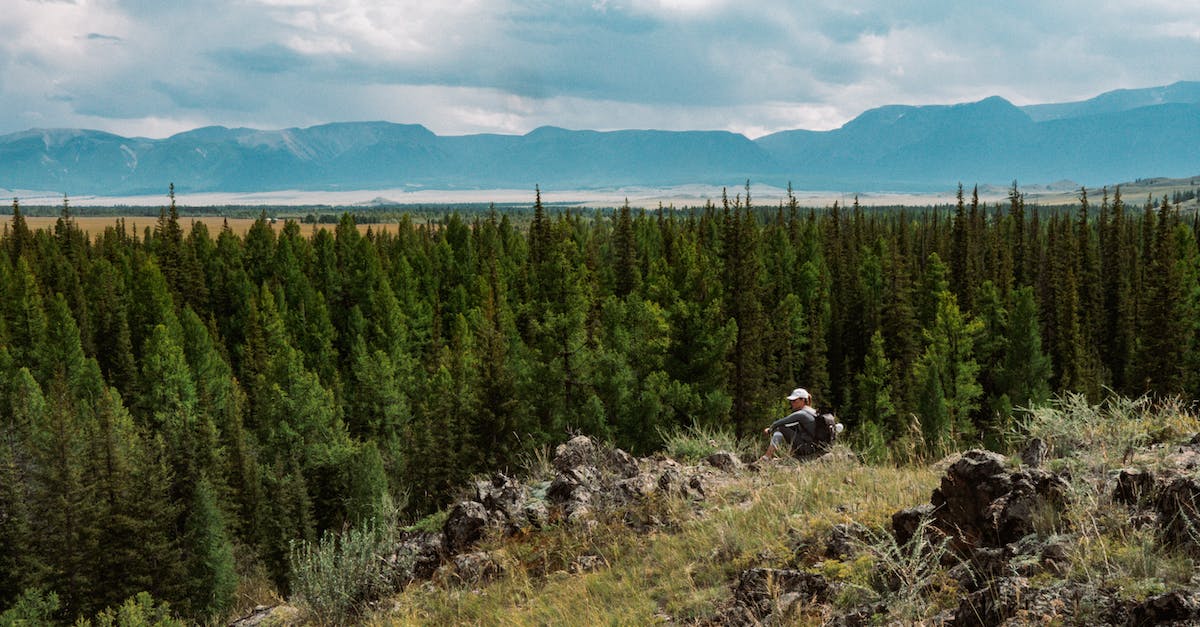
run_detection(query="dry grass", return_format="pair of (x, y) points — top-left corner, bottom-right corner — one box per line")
(370, 453), (940, 626)
(18, 216), (419, 239)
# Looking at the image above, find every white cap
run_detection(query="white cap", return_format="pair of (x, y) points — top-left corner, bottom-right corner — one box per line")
(786, 388), (810, 401)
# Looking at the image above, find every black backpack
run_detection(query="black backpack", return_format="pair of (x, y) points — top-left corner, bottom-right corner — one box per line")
(782, 411), (839, 456)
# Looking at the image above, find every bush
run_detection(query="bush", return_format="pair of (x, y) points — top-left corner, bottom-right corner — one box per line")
(659, 423), (752, 463)
(87, 592), (183, 627)
(289, 498), (401, 624)
(0, 588), (59, 626)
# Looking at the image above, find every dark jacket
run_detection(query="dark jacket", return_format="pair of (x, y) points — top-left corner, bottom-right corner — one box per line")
(770, 407), (817, 440)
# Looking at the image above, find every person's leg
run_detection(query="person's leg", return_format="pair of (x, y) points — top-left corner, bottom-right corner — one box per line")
(761, 431), (785, 461)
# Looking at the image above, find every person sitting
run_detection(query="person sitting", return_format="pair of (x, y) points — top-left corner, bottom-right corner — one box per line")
(759, 387), (817, 462)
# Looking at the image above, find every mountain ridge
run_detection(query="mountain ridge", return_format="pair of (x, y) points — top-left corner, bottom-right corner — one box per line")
(3, 82), (1199, 195)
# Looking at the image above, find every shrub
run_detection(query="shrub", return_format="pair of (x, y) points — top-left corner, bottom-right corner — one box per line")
(658, 423), (752, 463)
(289, 499), (401, 624)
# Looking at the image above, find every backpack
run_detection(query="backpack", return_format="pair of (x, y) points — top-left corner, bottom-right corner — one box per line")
(811, 412), (838, 448)
(785, 411), (838, 456)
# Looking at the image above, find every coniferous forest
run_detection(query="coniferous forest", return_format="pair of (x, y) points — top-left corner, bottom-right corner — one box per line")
(2, 182), (1200, 622)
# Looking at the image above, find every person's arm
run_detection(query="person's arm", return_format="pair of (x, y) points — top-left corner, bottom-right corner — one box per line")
(767, 412), (801, 432)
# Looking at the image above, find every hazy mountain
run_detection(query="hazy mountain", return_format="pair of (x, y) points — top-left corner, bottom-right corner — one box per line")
(1021, 81), (1200, 122)
(2, 83), (1198, 196)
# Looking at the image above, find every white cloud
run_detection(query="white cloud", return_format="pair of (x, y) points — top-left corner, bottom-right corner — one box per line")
(0, 0), (1197, 139)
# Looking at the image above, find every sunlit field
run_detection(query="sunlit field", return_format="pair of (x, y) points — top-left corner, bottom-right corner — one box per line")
(19, 216), (416, 239)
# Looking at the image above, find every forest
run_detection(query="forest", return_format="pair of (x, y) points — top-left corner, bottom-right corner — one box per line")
(1, 181), (1199, 623)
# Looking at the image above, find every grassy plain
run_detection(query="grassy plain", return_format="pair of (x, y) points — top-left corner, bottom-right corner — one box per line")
(19, 216), (416, 239)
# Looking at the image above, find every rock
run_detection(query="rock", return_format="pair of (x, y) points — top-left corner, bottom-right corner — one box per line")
(1020, 438), (1048, 468)
(1114, 468), (1155, 506)
(523, 499), (549, 530)
(687, 475), (706, 500)
(892, 504), (934, 547)
(993, 469), (1071, 545)
(228, 604), (301, 626)
(388, 530), (444, 582)
(733, 568), (829, 622)
(705, 451), (743, 472)
(1126, 590), (1200, 626)
(607, 448), (640, 478)
(553, 435), (597, 472)
(475, 473), (533, 533)
(444, 551), (504, 587)
(616, 474), (657, 500)
(825, 523), (860, 560)
(953, 576), (1028, 627)
(443, 500), (489, 555)
(1154, 475), (1200, 545)
(926, 450), (1069, 550)
(569, 554), (607, 573)
(658, 468), (683, 495)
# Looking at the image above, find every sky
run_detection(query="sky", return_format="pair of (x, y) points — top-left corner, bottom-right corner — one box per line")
(3, 0), (1199, 140)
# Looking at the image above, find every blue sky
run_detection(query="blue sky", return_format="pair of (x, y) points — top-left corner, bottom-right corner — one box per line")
(3, 0), (1198, 139)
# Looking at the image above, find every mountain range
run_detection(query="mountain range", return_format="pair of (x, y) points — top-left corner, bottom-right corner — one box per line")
(2, 82), (1198, 196)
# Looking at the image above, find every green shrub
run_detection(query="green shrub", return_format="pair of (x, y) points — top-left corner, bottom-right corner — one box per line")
(86, 592), (183, 627)
(658, 423), (752, 463)
(0, 588), (59, 626)
(289, 499), (401, 625)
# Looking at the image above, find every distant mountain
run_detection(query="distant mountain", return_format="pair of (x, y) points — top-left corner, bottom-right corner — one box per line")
(2, 83), (1199, 196)
(1021, 81), (1200, 122)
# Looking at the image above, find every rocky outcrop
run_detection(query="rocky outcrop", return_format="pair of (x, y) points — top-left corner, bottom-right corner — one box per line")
(726, 568), (830, 625)
(926, 449), (1071, 551)
(228, 604), (301, 626)
(412, 435), (720, 591)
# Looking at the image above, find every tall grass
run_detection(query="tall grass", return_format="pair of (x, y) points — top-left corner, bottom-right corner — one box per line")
(377, 456), (940, 625)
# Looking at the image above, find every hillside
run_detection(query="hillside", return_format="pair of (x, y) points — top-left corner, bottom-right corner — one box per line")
(226, 396), (1200, 626)
(3, 83), (1200, 195)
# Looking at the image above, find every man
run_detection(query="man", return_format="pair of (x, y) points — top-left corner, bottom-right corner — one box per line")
(759, 388), (817, 462)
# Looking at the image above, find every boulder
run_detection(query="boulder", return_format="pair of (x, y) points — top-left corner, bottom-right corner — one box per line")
(475, 473), (529, 524)
(388, 530), (444, 582)
(927, 450), (1069, 550)
(891, 504), (934, 547)
(824, 523), (861, 560)
(705, 451), (743, 472)
(228, 604), (301, 626)
(607, 447), (640, 478)
(733, 568), (829, 622)
(1153, 475), (1200, 545)
(1020, 438), (1048, 468)
(1114, 468), (1155, 506)
(443, 500), (489, 555)
(443, 551), (504, 587)
(553, 435), (597, 472)
(1126, 590), (1200, 627)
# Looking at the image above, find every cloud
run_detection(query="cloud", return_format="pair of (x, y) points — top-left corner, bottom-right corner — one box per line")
(0, 0), (1197, 139)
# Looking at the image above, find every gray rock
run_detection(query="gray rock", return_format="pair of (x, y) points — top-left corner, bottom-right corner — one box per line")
(446, 551), (503, 587)
(1126, 590), (1200, 627)
(1153, 475), (1200, 545)
(733, 568), (829, 622)
(389, 530), (444, 582)
(1114, 468), (1155, 506)
(553, 435), (597, 472)
(569, 554), (607, 573)
(1020, 438), (1048, 468)
(607, 447), (640, 478)
(705, 451), (743, 472)
(891, 504), (935, 547)
(442, 500), (489, 555)
(228, 604), (301, 626)
(926, 450), (1070, 550)
(523, 499), (549, 530)
(658, 468), (683, 494)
